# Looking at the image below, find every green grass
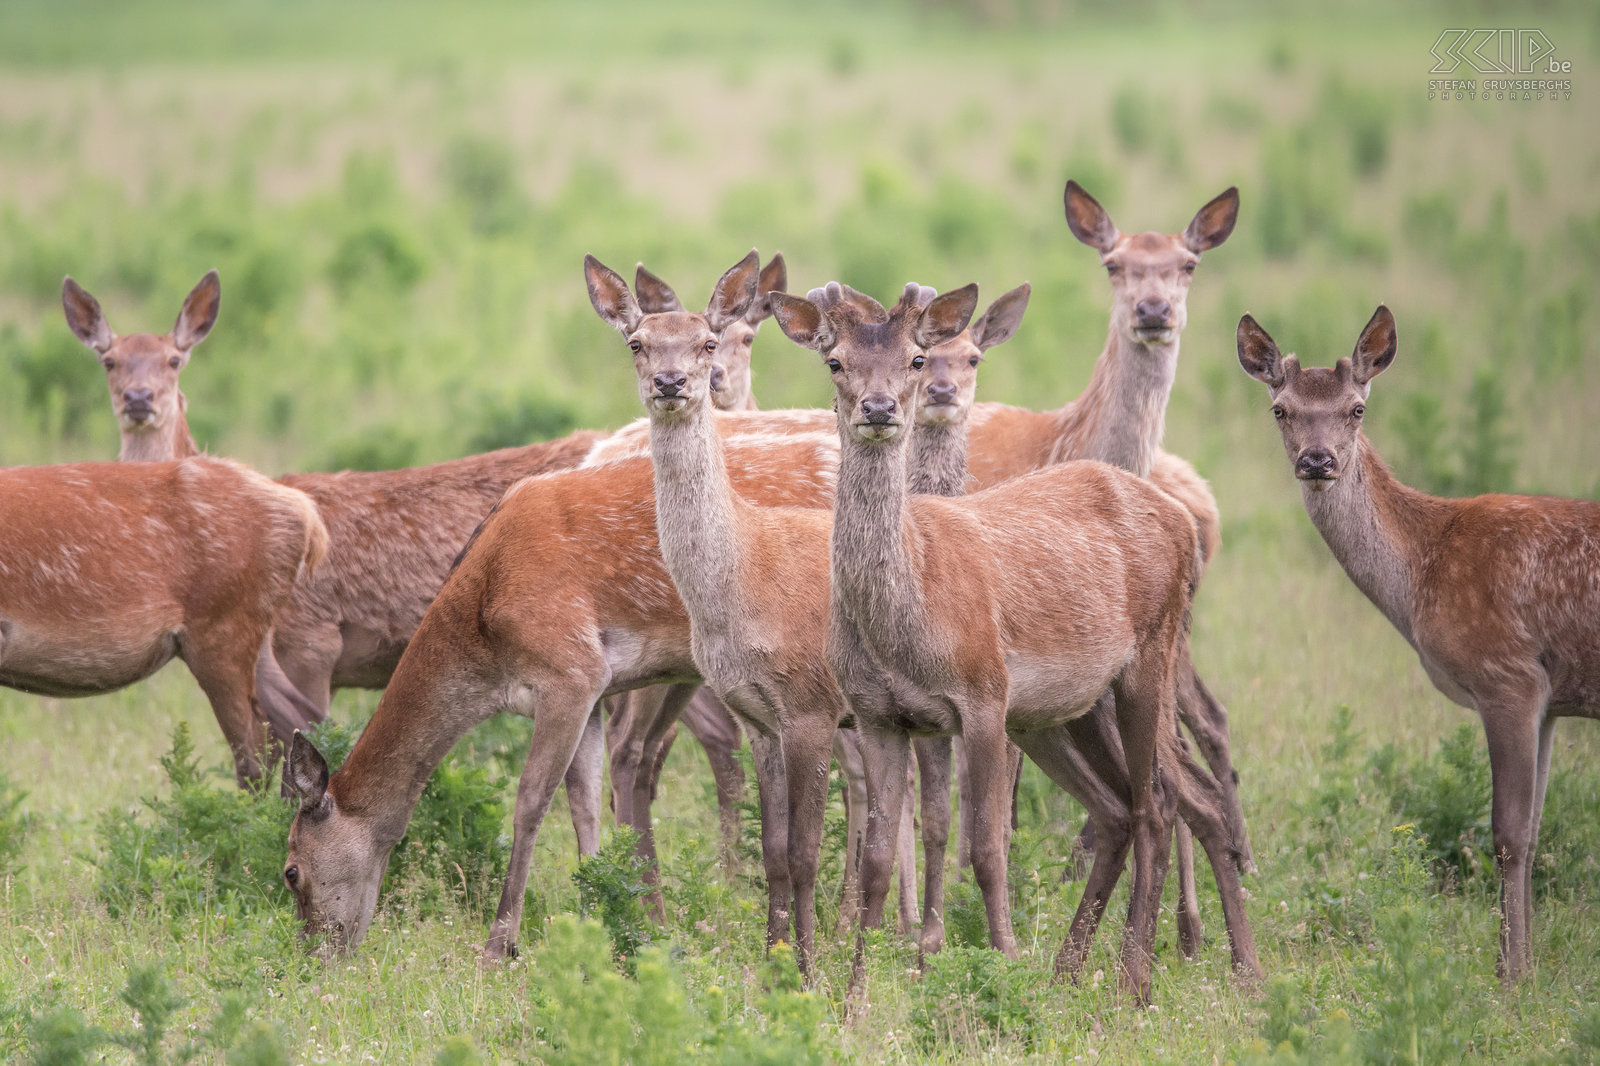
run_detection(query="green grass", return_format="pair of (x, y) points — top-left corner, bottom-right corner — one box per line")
(1, 1), (1598, 1061)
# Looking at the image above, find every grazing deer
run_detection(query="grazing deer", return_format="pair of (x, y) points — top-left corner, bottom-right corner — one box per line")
(281, 429), (845, 962)
(601, 255), (787, 876)
(1238, 306), (1600, 980)
(0, 457), (327, 785)
(772, 281), (1260, 1001)
(588, 183), (1255, 874)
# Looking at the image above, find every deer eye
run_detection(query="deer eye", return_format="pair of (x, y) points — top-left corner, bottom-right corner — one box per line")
(284, 865), (299, 886)
(1182, 261), (1197, 275)
(826, 358), (842, 373)
(1104, 262), (1119, 276)
(968, 356), (981, 368)
(1271, 405), (1287, 421)
(742, 335), (754, 345)
(1352, 404), (1365, 418)
(628, 339), (642, 353)
(168, 356), (182, 369)
(102, 358), (115, 370)
(910, 355), (926, 370)
(704, 339), (717, 353)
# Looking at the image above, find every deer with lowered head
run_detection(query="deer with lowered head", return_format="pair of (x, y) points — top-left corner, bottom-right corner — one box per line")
(1238, 306), (1600, 980)
(589, 182), (1256, 875)
(0, 457), (327, 786)
(771, 281), (1260, 1001)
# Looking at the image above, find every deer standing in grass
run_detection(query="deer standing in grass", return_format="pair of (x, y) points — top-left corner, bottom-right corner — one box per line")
(771, 281), (1260, 1001)
(0, 457), (327, 785)
(61, 269), (777, 853)
(600, 256), (788, 873)
(591, 183), (1255, 874)
(1238, 306), (1600, 980)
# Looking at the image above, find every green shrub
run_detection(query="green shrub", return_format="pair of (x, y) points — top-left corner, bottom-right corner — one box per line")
(1380, 726), (1492, 887)
(910, 944), (1043, 1052)
(573, 825), (654, 970)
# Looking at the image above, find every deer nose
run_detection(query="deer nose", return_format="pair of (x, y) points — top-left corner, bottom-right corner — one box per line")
(709, 366), (726, 392)
(123, 388), (154, 407)
(860, 396), (897, 423)
(652, 371), (687, 397)
(926, 382), (958, 406)
(1135, 299), (1171, 329)
(1295, 449), (1337, 479)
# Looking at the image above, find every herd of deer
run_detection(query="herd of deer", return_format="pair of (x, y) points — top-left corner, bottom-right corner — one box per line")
(2, 178), (1594, 1005)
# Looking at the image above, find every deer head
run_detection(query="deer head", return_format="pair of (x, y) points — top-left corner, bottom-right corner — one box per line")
(586, 251), (760, 419)
(632, 254), (786, 411)
(918, 283), (1031, 426)
(1063, 181), (1238, 348)
(282, 734), (389, 957)
(1237, 306), (1397, 490)
(62, 270), (219, 460)
(771, 281), (979, 443)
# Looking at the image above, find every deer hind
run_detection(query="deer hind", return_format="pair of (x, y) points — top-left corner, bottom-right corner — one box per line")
(1239, 305), (1600, 981)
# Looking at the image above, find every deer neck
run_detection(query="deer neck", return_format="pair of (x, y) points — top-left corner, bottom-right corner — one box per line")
(1050, 326), (1177, 477)
(334, 708), (478, 847)
(119, 390), (199, 462)
(1299, 435), (1448, 648)
(648, 400), (749, 634)
(831, 422), (932, 662)
(908, 418), (970, 499)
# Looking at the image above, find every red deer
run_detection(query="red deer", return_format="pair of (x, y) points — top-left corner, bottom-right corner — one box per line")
(0, 457), (327, 785)
(587, 183), (1255, 876)
(1237, 306), (1600, 980)
(771, 281), (1260, 1001)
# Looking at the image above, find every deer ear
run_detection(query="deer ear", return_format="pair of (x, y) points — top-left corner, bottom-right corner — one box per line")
(1063, 180), (1119, 253)
(970, 283), (1031, 352)
(1183, 187), (1240, 253)
(286, 732), (330, 812)
(770, 292), (834, 351)
(1351, 305), (1397, 385)
(585, 255), (643, 335)
(915, 284), (979, 349)
(706, 250), (760, 333)
(633, 264), (684, 314)
(62, 276), (114, 353)
(1236, 314), (1285, 388)
(173, 270), (221, 351)
(745, 253), (788, 325)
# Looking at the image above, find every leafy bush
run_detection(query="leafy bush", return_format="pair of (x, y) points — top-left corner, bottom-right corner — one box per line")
(97, 720), (509, 921)
(910, 944), (1043, 1052)
(573, 825), (654, 970)
(1377, 726), (1492, 886)
(529, 917), (829, 1065)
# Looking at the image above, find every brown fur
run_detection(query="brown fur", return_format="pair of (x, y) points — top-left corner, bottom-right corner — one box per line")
(1240, 305), (1600, 981)
(0, 457), (326, 785)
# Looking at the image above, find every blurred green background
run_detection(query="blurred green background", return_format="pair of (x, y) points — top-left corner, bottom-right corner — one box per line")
(1, 2), (1598, 1061)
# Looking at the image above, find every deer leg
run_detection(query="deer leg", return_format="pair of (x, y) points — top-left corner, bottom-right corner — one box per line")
(782, 709), (838, 977)
(562, 704), (604, 857)
(954, 735), (974, 873)
(253, 637), (322, 743)
(848, 723), (912, 994)
(1112, 651), (1173, 1006)
(679, 687), (747, 872)
(1010, 713), (1131, 980)
(1482, 694), (1545, 980)
(628, 682), (697, 922)
(1526, 714), (1558, 923)
(964, 714), (1019, 959)
(912, 735), (951, 960)
(833, 728), (868, 935)
(1063, 817), (1096, 883)
(747, 726), (795, 950)
(271, 621), (339, 717)
(1175, 821), (1201, 958)
(896, 758), (920, 935)
(1170, 740), (1263, 980)
(1178, 656), (1255, 875)
(182, 637), (268, 788)
(485, 677), (605, 963)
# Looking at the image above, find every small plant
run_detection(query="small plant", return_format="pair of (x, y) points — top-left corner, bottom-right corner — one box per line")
(1380, 726), (1492, 887)
(0, 769), (29, 878)
(910, 944), (1042, 1052)
(572, 825), (653, 970)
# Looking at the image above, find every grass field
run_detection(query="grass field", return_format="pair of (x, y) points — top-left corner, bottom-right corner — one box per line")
(1, 1), (1598, 1062)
